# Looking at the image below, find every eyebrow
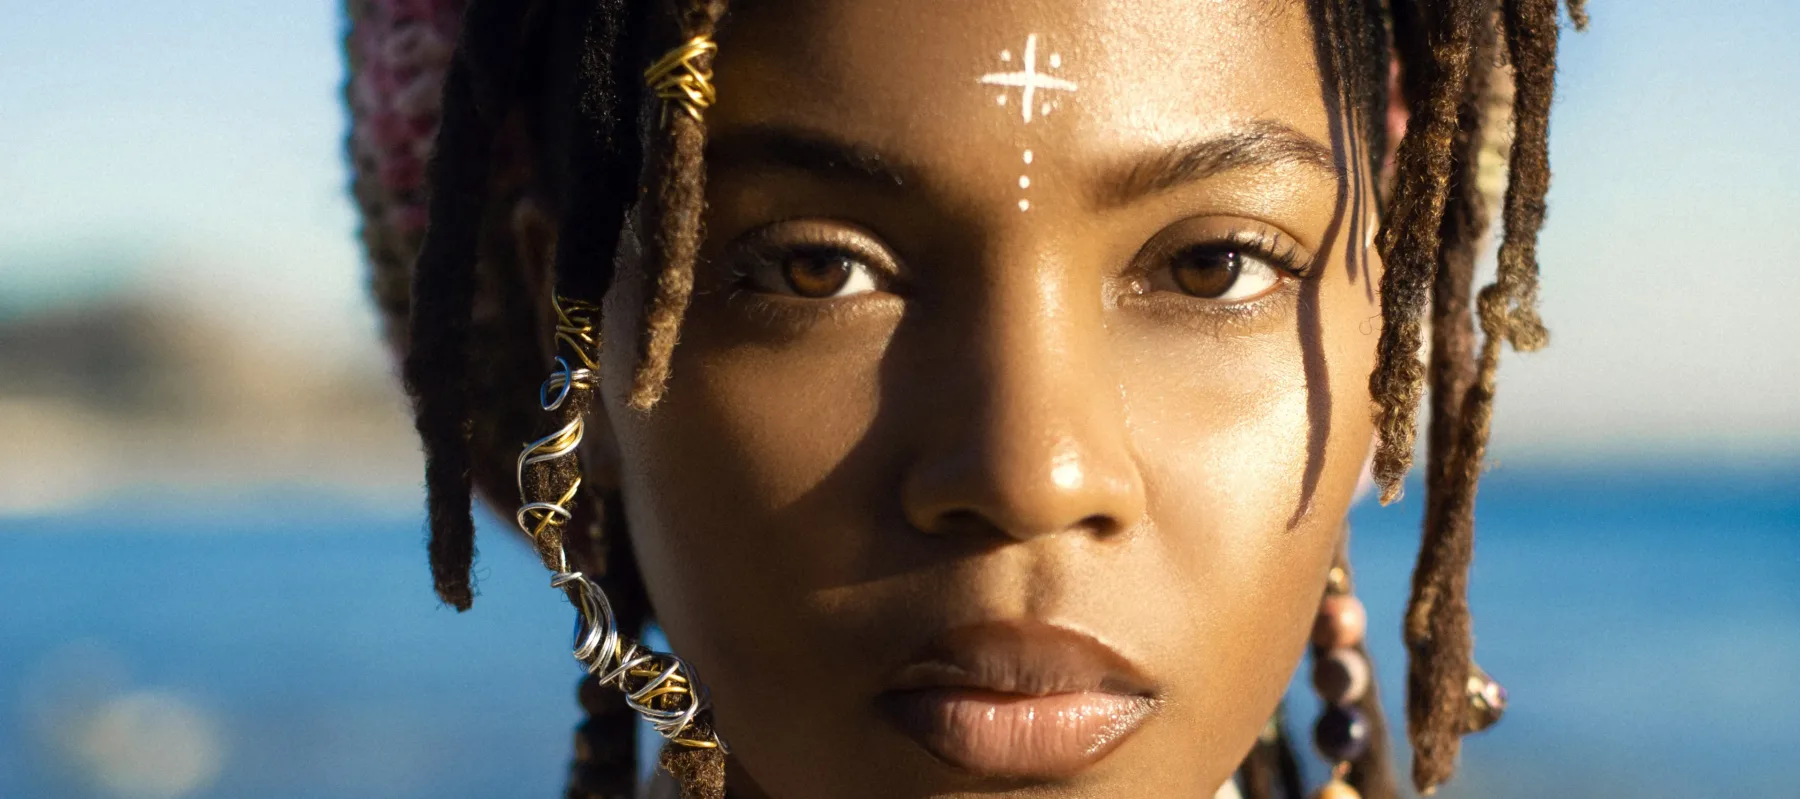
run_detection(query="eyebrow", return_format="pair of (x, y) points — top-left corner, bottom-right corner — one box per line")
(704, 120), (1340, 208)
(1096, 121), (1342, 208)
(706, 125), (916, 191)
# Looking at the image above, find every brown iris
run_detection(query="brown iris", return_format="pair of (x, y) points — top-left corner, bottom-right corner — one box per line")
(782, 251), (855, 298)
(1170, 247), (1243, 299)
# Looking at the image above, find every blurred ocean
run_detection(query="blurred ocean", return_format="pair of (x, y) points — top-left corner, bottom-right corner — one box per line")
(1, 465), (1795, 799)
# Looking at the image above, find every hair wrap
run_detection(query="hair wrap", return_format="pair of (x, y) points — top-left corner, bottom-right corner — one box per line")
(346, 0), (468, 340)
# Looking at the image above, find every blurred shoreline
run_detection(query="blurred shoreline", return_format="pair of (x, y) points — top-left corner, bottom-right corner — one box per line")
(0, 278), (421, 515)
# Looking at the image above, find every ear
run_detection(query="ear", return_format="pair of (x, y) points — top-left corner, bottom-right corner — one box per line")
(1380, 55), (1410, 195)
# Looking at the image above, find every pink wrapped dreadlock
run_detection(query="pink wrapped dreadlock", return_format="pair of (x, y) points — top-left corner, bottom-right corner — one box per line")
(345, 0), (466, 348)
(344, 0), (554, 541)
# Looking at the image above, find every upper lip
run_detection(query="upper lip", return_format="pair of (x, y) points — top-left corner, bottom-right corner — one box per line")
(882, 620), (1158, 699)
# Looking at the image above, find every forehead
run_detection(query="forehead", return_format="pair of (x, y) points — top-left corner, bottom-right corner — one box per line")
(708, 0), (1330, 181)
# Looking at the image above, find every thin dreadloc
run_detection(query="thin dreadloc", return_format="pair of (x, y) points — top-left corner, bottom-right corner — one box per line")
(629, 0), (730, 410)
(1239, 706), (1306, 799)
(549, 1), (647, 790)
(524, 0), (642, 574)
(1402, 0), (1563, 790)
(568, 495), (653, 799)
(1390, 0), (1580, 792)
(405, 0), (542, 609)
(1403, 0), (1501, 789)
(1369, 0), (1483, 506)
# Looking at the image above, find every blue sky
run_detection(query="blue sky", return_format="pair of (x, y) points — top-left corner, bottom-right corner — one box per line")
(1, 0), (1796, 459)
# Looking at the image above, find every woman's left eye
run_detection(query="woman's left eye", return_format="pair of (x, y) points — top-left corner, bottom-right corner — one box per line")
(1141, 244), (1286, 303)
(746, 248), (883, 299)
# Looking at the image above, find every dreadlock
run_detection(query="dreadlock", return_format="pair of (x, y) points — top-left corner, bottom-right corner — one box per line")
(351, 0), (1584, 795)
(1377, 0), (1580, 793)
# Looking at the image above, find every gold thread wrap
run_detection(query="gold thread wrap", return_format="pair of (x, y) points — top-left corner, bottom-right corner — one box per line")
(515, 295), (722, 751)
(645, 36), (718, 123)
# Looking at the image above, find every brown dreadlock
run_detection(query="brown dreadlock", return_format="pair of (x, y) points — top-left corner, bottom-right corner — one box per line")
(347, 0), (1584, 795)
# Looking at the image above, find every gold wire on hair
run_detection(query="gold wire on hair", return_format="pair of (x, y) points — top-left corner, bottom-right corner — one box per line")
(645, 36), (719, 123)
(516, 294), (724, 752)
(555, 296), (604, 372)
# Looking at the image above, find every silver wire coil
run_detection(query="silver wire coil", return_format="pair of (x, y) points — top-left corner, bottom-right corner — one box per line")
(551, 569), (719, 748)
(517, 349), (721, 750)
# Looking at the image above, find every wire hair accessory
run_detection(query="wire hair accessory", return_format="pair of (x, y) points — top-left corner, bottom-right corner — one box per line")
(553, 568), (720, 749)
(514, 295), (723, 752)
(645, 35), (719, 123)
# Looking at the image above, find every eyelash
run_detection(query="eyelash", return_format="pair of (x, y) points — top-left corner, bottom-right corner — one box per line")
(1162, 227), (1310, 278)
(723, 227), (902, 331)
(1119, 226), (1314, 330)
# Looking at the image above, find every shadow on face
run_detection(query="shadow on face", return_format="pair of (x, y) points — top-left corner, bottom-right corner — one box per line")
(584, 0), (1385, 795)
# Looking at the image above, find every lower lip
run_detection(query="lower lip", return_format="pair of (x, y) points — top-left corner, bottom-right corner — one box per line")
(879, 689), (1157, 779)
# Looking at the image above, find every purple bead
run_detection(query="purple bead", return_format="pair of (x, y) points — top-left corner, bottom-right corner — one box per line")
(1314, 704), (1370, 763)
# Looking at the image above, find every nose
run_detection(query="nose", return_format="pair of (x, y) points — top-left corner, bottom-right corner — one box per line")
(899, 263), (1147, 543)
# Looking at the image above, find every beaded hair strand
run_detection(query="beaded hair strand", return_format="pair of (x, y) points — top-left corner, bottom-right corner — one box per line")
(1376, 0), (1583, 792)
(530, 0), (734, 794)
(545, 0), (652, 790)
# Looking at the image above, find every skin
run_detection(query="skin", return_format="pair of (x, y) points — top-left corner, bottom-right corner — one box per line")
(513, 0), (1387, 795)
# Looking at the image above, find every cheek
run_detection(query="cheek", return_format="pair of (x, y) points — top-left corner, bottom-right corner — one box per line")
(601, 293), (902, 704)
(1112, 267), (1379, 721)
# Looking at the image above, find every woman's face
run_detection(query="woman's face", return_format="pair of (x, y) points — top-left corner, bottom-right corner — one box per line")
(586, 0), (1383, 795)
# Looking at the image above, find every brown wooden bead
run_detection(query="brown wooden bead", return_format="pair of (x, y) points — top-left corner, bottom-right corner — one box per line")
(1312, 647), (1371, 704)
(1310, 779), (1362, 799)
(1312, 594), (1367, 649)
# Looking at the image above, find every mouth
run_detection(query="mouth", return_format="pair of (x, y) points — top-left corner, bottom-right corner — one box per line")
(875, 621), (1161, 780)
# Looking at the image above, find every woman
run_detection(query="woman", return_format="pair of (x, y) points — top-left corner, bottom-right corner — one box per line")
(344, 0), (1581, 797)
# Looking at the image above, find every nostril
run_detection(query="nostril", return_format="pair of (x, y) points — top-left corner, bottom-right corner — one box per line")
(1077, 513), (1124, 539)
(921, 508), (1126, 541)
(926, 509), (995, 538)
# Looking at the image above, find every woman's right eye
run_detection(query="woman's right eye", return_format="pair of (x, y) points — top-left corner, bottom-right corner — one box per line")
(744, 247), (884, 299)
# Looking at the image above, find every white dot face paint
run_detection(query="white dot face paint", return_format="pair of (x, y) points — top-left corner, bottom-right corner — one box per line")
(978, 36), (1076, 213)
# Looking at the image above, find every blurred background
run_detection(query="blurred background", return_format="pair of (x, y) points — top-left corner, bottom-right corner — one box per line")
(1, 1), (1795, 797)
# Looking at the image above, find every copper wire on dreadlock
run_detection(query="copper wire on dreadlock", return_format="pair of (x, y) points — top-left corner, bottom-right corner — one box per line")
(352, 0), (1582, 796)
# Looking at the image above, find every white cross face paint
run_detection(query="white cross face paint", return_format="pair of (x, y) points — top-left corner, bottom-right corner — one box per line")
(978, 33), (1077, 125)
(978, 35), (1076, 213)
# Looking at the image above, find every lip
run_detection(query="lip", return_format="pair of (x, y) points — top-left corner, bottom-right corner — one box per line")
(876, 621), (1160, 779)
